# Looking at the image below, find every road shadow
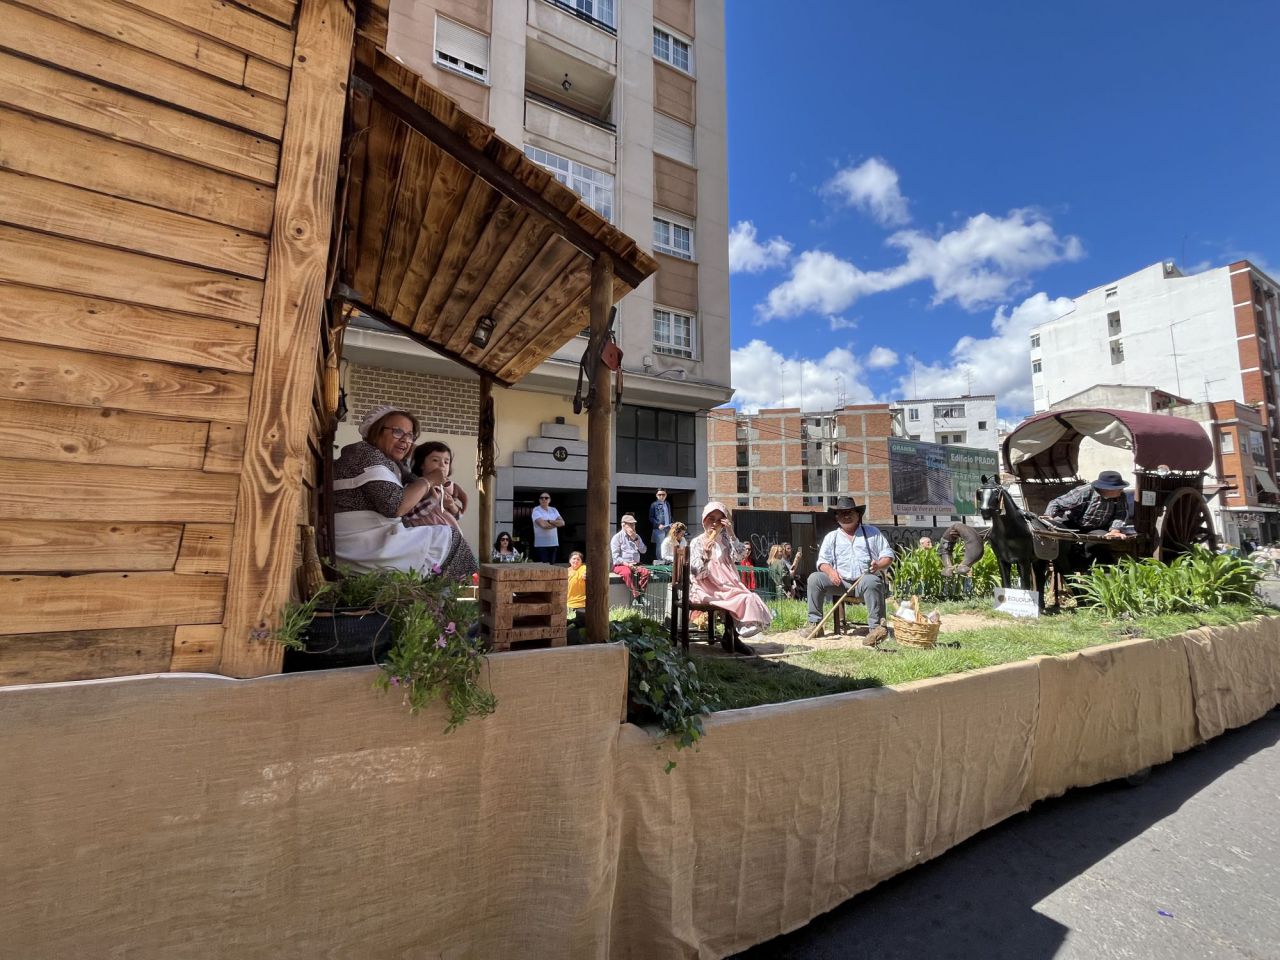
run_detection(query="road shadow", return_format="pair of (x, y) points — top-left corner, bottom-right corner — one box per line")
(733, 709), (1280, 960)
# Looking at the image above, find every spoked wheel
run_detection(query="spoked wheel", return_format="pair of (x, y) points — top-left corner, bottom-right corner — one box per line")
(1153, 487), (1217, 563)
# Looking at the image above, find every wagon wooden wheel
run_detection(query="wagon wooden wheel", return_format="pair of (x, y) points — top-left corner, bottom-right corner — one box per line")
(1153, 487), (1217, 563)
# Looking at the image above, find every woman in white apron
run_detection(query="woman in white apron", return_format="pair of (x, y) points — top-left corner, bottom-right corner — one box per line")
(332, 405), (473, 580)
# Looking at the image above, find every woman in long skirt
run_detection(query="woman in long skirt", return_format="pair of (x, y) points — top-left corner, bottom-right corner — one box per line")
(688, 501), (773, 641)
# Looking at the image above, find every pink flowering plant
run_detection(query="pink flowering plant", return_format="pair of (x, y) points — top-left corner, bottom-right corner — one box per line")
(371, 567), (494, 731)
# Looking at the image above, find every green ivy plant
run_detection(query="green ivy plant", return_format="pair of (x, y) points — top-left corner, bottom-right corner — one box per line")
(275, 567), (495, 732)
(610, 615), (718, 771)
(1070, 547), (1262, 619)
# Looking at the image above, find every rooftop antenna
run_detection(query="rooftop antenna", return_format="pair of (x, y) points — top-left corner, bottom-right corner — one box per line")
(909, 352), (918, 398)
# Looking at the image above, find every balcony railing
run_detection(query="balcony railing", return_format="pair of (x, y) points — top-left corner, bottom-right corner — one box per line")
(539, 0), (616, 35)
(525, 89), (616, 133)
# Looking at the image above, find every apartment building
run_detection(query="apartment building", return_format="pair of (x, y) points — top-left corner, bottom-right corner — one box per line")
(1031, 260), (1280, 468)
(888, 395), (998, 451)
(706, 405), (895, 521)
(340, 0), (733, 554)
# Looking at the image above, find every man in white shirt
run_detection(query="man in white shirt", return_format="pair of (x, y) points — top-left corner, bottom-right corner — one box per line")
(807, 496), (895, 644)
(530, 492), (564, 563)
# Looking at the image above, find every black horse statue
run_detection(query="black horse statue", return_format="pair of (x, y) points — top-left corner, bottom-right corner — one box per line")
(976, 475), (1048, 608)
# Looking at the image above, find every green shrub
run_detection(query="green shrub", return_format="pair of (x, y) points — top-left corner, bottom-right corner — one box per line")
(610, 614), (718, 769)
(1070, 547), (1262, 619)
(889, 542), (1001, 600)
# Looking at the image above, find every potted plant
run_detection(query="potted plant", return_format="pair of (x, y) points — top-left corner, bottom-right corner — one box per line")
(275, 567), (495, 731)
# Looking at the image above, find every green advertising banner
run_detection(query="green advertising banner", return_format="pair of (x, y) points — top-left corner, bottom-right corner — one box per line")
(886, 438), (1000, 517)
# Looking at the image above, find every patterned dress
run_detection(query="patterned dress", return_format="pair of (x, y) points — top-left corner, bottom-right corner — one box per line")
(332, 441), (476, 581)
(688, 531), (773, 631)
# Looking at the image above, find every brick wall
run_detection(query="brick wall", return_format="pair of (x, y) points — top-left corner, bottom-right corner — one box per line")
(347, 363), (480, 437)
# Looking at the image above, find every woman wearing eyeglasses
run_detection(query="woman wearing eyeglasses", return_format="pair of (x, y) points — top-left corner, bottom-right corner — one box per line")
(331, 404), (472, 580)
(491, 532), (520, 562)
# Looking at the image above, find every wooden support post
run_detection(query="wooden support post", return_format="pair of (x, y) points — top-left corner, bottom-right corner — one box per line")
(477, 374), (494, 562)
(219, 0), (355, 677)
(586, 254), (614, 645)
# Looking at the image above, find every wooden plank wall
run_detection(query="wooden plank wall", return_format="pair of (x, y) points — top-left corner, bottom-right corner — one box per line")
(0, 0), (299, 685)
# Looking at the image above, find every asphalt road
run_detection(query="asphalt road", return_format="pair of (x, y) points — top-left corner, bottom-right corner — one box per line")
(734, 708), (1280, 960)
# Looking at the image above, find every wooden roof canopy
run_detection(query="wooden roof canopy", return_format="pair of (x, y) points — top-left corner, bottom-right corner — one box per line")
(338, 37), (657, 386)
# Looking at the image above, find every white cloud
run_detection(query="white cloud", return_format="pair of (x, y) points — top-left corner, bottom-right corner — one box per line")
(728, 220), (792, 273)
(731, 339), (877, 413)
(828, 315), (857, 331)
(760, 209), (1083, 319)
(826, 157), (910, 226)
(894, 292), (1075, 418)
(866, 346), (899, 369)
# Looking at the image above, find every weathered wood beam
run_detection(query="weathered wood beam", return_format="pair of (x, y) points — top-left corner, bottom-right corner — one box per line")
(476, 374), (494, 564)
(586, 254), (614, 645)
(351, 64), (649, 291)
(219, 0), (355, 678)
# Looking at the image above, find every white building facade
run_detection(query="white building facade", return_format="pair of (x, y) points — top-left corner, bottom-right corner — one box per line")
(339, 0), (733, 555)
(889, 395), (999, 452)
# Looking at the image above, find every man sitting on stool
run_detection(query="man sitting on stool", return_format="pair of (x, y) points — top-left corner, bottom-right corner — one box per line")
(610, 513), (650, 606)
(807, 496), (895, 644)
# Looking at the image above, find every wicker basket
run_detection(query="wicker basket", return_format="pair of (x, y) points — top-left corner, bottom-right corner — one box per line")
(889, 596), (941, 649)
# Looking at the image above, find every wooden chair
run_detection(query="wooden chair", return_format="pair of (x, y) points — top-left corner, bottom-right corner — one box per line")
(830, 591), (865, 635)
(669, 545), (734, 652)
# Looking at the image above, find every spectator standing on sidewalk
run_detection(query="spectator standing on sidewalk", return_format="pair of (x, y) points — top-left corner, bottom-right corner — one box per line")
(530, 492), (564, 563)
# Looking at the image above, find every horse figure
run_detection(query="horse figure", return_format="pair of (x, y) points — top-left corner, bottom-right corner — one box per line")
(976, 475), (1047, 609)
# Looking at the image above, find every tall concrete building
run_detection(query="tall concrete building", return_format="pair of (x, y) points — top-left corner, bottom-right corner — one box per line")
(888, 395), (998, 451)
(341, 0), (733, 555)
(707, 405), (895, 520)
(1030, 260), (1280, 467)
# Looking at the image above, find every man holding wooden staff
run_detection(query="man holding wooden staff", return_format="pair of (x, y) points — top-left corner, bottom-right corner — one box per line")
(806, 497), (895, 644)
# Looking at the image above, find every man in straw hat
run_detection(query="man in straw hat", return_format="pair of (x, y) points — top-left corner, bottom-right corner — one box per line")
(807, 496), (895, 644)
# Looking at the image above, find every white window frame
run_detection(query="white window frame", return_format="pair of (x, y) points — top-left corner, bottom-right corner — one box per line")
(653, 25), (694, 74)
(1030, 333), (1040, 348)
(653, 306), (697, 359)
(934, 404), (965, 419)
(560, 0), (615, 29)
(653, 113), (695, 165)
(1032, 359), (1042, 373)
(653, 211), (694, 260)
(434, 16), (490, 84)
(1221, 430), (1235, 454)
(523, 145), (614, 222)
(908, 408), (919, 422)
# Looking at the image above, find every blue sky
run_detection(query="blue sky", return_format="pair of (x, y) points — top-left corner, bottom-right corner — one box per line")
(723, 0), (1280, 420)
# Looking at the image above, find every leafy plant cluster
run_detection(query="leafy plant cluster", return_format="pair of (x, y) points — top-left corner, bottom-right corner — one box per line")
(1070, 547), (1263, 618)
(610, 615), (718, 768)
(277, 567), (494, 731)
(890, 543), (999, 600)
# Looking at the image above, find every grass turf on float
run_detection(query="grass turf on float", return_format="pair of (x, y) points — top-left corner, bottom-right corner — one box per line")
(699, 601), (1266, 711)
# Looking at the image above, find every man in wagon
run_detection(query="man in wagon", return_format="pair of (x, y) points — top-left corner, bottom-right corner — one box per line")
(806, 497), (895, 644)
(1043, 469), (1132, 539)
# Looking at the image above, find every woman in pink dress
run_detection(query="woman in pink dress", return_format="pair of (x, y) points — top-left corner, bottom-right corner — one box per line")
(689, 501), (773, 642)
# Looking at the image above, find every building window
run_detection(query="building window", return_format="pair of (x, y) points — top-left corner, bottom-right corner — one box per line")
(523, 145), (614, 221)
(652, 214), (694, 260)
(737, 496), (750, 507)
(978, 420), (988, 430)
(1031, 360), (1042, 374)
(1250, 430), (1267, 466)
(1110, 339), (1125, 364)
(616, 404), (697, 477)
(1107, 311), (1122, 336)
(1030, 333), (1040, 349)
(1105, 286), (1118, 301)
(1221, 430), (1235, 454)
(908, 434), (920, 441)
(1225, 474), (1239, 498)
(736, 446), (748, 467)
(653, 307), (696, 358)
(939, 432), (966, 445)
(908, 408), (919, 422)
(653, 25), (693, 73)
(653, 113), (695, 165)
(559, 0), (615, 29)
(934, 404), (965, 418)
(736, 470), (749, 494)
(434, 17), (490, 82)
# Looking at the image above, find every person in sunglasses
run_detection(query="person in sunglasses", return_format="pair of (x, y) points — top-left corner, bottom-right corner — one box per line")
(331, 404), (472, 580)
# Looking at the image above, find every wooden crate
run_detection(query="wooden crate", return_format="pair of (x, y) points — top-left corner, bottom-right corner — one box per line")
(478, 564), (568, 652)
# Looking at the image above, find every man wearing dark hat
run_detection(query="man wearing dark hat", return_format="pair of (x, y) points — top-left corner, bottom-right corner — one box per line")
(807, 497), (895, 644)
(1044, 470), (1131, 538)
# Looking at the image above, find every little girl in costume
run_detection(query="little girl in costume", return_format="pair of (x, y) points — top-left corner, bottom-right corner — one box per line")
(404, 441), (468, 532)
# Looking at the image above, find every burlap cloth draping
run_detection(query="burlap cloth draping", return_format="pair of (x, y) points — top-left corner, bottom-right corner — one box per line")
(1180, 617), (1280, 740)
(1021, 638), (1200, 805)
(1, 622), (1278, 959)
(609, 661), (1040, 959)
(0, 645), (628, 960)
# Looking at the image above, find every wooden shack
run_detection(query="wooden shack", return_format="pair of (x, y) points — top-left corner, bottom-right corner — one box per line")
(0, 0), (655, 685)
